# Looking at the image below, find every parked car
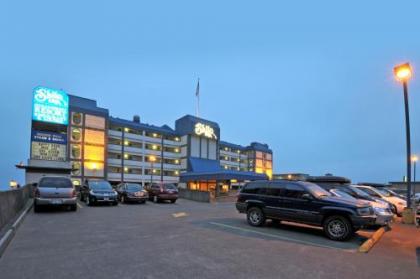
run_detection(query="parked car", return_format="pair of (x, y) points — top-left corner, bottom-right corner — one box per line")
(236, 180), (376, 241)
(116, 183), (148, 204)
(80, 179), (118, 206)
(34, 176), (77, 212)
(147, 183), (178, 203)
(355, 185), (406, 216)
(329, 189), (393, 226)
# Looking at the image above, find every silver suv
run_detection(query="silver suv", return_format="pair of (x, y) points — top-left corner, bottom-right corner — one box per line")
(34, 176), (77, 212)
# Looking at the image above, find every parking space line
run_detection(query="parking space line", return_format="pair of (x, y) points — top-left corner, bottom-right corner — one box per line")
(77, 202), (83, 209)
(209, 222), (355, 252)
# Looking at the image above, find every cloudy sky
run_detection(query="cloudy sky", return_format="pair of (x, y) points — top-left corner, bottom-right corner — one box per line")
(1, 0), (420, 187)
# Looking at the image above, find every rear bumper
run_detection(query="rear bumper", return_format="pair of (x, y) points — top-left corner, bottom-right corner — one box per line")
(125, 196), (148, 202)
(157, 194), (178, 200)
(35, 197), (77, 206)
(350, 215), (377, 228)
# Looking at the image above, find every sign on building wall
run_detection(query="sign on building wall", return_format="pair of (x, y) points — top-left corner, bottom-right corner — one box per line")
(31, 131), (67, 161)
(194, 123), (218, 139)
(32, 87), (69, 125)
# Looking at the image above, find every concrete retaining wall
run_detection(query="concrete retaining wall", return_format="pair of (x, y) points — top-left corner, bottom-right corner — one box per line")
(178, 189), (212, 202)
(0, 186), (32, 231)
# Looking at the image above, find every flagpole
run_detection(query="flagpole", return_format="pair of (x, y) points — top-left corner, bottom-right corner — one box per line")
(196, 78), (200, 117)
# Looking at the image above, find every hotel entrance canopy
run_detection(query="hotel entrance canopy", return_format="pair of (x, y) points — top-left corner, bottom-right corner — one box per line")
(179, 158), (268, 182)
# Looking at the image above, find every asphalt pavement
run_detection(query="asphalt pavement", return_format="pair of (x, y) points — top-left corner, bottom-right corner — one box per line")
(0, 199), (418, 279)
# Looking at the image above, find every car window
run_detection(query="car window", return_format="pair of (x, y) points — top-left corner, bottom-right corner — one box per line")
(164, 184), (177, 190)
(89, 181), (112, 190)
(39, 177), (73, 188)
(126, 183), (142, 191)
(241, 182), (260, 194)
(284, 184), (306, 199)
(266, 182), (286, 196)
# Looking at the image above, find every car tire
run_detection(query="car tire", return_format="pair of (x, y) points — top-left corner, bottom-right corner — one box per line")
(70, 204), (77, 211)
(170, 199), (176, 204)
(86, 196), (92, 206)
(112, 201), (118, 206)
(323, 215), (353, 241)
(33, 203), (40, 213)
(246, 207), (266, 227)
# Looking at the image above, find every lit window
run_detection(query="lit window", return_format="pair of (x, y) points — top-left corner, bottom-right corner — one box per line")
(124, 153), (129, 159)
(224, 165), (228, 169)
(152, 145), (157, 150)
(224, 156), (228, 160)
(175, 159), (179, 164)
(124, 140), (129, 146)
(124, 127), (129, 132)
(84, 145), (104, 161)
(124, 167), (129, 172)
(174, 148), (179, 153)
(85, 129), (105, 145)
(175, 137), (180, 141)
(175, 170), (179, 175)
(85, 114), (105, 129)
(152, 169), (156, 173)
(152, 133), (157, 138)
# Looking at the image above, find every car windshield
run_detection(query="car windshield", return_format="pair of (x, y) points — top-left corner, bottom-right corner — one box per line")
(331, 189), (357, 201)
(349, 185), (372, 199)
(376, 188), (391, 197)
(164, 184), (177, 190)
(126, 184), (142, 191)
(39, 177), (73, 188)
(303, 182), (332, 198)
(89, 181), (112, 190)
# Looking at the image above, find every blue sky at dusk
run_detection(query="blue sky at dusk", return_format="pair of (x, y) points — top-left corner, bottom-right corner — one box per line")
(1, 0), (420, 188)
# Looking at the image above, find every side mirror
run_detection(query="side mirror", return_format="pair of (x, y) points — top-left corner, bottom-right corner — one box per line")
(302, 193), (313, 200)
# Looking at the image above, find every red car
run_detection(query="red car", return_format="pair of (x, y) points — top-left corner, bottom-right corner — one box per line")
(148, 183), (178, 203)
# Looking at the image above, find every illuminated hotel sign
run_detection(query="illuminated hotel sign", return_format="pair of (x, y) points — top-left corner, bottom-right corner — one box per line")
(32, 87), (69, 125)
(194, 123), (217, 139)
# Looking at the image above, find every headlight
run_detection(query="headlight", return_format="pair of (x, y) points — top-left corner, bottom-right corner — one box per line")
(357, 207), (373, 216)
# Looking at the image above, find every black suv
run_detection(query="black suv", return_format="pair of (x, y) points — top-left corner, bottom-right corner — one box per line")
(236, 180), (376, 241)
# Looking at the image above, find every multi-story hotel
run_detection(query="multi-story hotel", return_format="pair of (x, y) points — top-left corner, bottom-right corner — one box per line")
(20, 87), (273, 195)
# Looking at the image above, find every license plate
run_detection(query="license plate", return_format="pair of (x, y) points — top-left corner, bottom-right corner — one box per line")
(51, 199), (62, 204)
(104, 197), (109, 201)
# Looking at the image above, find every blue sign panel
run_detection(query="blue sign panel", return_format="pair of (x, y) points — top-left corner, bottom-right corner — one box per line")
(31, 131), (67, 144)
(32, 87), (69, 125)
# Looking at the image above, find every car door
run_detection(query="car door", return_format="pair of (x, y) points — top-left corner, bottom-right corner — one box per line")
(263, 182), (286, 219)
(281, 183), (315, 223)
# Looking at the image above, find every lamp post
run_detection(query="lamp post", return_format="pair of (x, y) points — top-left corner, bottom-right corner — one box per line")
(149, 155), (156, 186)
(394, 63), (413, 208)
(412, 155), (418, 195)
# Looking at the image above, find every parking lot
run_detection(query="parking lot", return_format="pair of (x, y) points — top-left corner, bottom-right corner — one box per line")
(0, 199), (418, 279)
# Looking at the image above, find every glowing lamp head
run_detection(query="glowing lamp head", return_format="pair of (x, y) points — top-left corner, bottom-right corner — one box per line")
(149, 156), (156, 162)
(394, 63), (412, 82)
(412, 155), (418, 162)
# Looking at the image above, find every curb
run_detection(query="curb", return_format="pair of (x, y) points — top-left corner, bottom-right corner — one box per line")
(358, 226), (388, 253)
(0, 199), (33, 258)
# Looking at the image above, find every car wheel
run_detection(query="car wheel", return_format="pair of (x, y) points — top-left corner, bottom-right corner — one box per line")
(323, 215), (353, 241)
(112, 201), (118, 206)
(246, 207), (265, 227)
(33, 203), (40, 213)
(170, 199), (176, 204)
(70, 204), (77, 211)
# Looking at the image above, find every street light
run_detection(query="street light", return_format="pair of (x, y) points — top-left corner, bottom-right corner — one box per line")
(149, 155), (156, 186)
(412, 155), (418, 195)
(394, 62), (413, 208)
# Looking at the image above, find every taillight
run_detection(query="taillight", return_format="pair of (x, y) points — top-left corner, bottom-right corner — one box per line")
(34, 188), (40, 198)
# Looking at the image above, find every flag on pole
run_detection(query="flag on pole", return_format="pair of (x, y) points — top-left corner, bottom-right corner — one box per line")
(195, 78), (200, 117)
(195, 78), (200, 97)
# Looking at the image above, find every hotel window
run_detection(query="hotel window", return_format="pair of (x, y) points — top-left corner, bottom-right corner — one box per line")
(71, 112), (83, 126)
(145, 169), (161, 175)
(125, 141), (142, 149)
(108, 152), (121, 159)
(71, 128), (82, 142)
(126, 154), (142, 161)
(108, 166), (121, 173)
(146, 156), (161, 163)
(256, 151), (263, 159)
(124, 128), (142, 135)
(109, 124), (123, 132)
(71, 144), (82, 159)
(265, 153), (272, 160)
(256, 159), (263, 168)
(84, 162), (104, 177)
(125, 168), (142, 174)
(265, 161), (273, 169)
(85, 114), (105, 130)
(84, 145), (104, 161)
(108, 137), (122, 145)
(146, 143), (161, 151)
(145, 132), (161, 138)
(85, 129), (105, 145)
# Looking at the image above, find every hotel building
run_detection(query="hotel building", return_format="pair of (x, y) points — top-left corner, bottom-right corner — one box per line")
(20, 87), (273, 195)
